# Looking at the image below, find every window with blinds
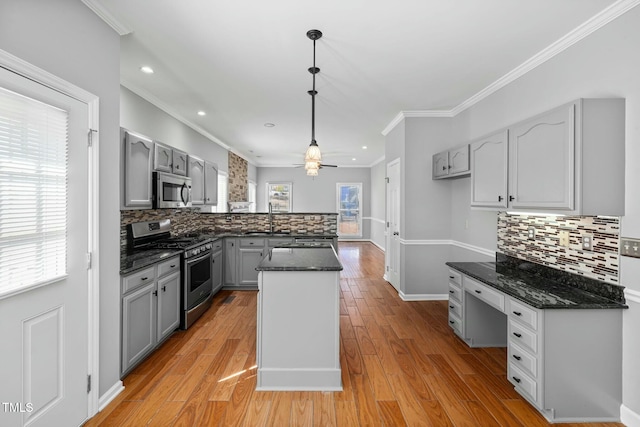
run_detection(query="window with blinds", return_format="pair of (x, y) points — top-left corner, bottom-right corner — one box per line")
(248, 180), (256, 213)
(0, 86), (68, 296)
(216, 172), (228, 213)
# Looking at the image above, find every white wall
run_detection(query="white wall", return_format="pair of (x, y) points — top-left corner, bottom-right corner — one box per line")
(369, 160), (386, 250)
(0, 0), (122, 398)
(120, 87), (229, 173)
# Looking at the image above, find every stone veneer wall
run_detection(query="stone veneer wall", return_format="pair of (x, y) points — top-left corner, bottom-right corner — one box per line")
(121, 210), (337, 254)
(228, 152), (247, 203)
(497, 213), (620, 284)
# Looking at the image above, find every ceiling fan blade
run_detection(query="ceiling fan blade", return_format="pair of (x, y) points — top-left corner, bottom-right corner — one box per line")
(320, 164), (338, 167)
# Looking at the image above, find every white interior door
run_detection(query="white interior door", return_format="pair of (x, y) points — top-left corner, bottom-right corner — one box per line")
(386, 160), (400, 290)
(0, 67), (89, 427)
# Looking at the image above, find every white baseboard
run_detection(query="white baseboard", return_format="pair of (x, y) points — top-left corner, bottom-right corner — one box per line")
(370, 239), (385, 252)
(399, 292), (448, 301)
(622, 404), (640, 427)
(98, 380), (124, 411)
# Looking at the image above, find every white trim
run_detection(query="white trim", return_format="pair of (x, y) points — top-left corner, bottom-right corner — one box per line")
(98, 381), (124, 411)
(381, 0), (640, 134)
(451, 241), (496, 258)
(368, 156), (386, 167)
(622, 404), (640, 427)
(370, 240), (385, 252)
(81, 0), (132, 35)
(624, 288), (640, 304)
(0, 47), (101, 418)
(364, 216), (385, 225)
(399, 291), (448, 301)
(398, 238), (495, 258)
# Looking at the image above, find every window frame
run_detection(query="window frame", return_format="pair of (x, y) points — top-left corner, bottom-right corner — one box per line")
(266, 182), (293, 213)
(336, 182), (363, 238)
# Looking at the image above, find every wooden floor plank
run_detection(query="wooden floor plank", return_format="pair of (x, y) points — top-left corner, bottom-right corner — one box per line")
(88, 242), (622, 427)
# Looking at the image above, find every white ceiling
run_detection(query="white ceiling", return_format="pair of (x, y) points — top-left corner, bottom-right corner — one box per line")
(86, 0), (621, 167)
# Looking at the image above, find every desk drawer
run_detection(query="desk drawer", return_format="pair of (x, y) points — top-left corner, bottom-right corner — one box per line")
(448, 299), (462, 318)
(509, 342), (537, 378)
(509, 363), (537, 404)
(157, 256), (180, 278)
(448, 269), (462, 287)
(464, 277), (505, 312)
(508, 298), (538, 331)
(448, 313), (462, 336)
(122, 266), (155, 294)
(448, 285), (462, 302)
(509, 319), (538, 354)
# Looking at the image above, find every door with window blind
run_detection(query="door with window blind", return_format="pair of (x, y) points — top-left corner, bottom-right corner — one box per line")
(0, 68), (89, 427)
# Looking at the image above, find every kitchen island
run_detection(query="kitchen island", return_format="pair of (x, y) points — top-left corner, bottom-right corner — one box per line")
(255, 246), (343, 391)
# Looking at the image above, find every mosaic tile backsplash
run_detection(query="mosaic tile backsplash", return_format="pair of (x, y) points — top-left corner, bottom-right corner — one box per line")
(120, 209), (337, 255)
(497, 213), (620, 284)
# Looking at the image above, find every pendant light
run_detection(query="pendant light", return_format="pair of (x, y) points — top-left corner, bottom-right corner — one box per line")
(304, 29), (322, 175)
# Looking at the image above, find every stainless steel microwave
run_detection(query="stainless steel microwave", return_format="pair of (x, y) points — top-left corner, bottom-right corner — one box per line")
(153, 171), (192, 208)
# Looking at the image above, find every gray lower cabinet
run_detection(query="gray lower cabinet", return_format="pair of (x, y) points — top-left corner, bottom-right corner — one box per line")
(121, 256), (181, 376)
(223, 237), (265, 289)
(212, 249), (223, 294)
(448, 268), (622, 423)
(238, 248), (264, 286)
(224, 239), (237, 286)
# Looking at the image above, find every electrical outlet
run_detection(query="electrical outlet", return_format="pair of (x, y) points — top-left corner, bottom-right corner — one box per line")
(559, 230), (569, 247)
(621, 237), (640, 258)
(581, 234), (593, 251)
(527, 226), (535, 240)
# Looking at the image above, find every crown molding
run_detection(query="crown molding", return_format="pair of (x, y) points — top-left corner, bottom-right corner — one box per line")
(121, 79), (252, 163)
(368, 156), (386, 167)
(382, 0), (640, 133)
(81, 0), (132, 35)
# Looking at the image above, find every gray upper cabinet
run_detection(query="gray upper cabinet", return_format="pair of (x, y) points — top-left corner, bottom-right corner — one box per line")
(154, 141), (188, 176)
(470, 130), (509, 208)
(469, 99), (625, 216)
(432, 145), (470, 179)
(122, 129), (153, 209)
(204, 161), (219, 205)
(188, 155), (206, 205)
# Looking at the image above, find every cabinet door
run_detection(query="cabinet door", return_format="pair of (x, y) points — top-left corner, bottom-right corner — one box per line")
(470, 130), (509, 208)
(211, 251), (223, 294)
(154, 141), (173, 173)
(204, 161), (219, 205)
(224, 239), (237, 286)
(509, 103), (575, 210)
(123, 131), (153, 208)
(188, 155), (205, 205)
(122, 282), (156, 374)
(449, 145), (470, 175)
(432, 151), (449, 178)
(157, 272), (180, 342)
(238, 248), (264, 286)
(172, 148), (188, 176)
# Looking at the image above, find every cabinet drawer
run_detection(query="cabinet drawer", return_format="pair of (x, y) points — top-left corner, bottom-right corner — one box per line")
(157, 256), (181, 278)
(464, 277), (505, 312)
(448, 313), (462, 336)
(448, 269), (462, 287)
(210, 239), (223, 252)
(509, 319), (538, 354)
(448, 285), (462, 302)
(122, 266), (155, 294)
(239, 238), (265, 247)
(267, 238), (293, 247)
(509, 342), (537, 378)
(508, 298), (538, 331)
(448, 299), (462, 318)
(509, 363), (537, 404)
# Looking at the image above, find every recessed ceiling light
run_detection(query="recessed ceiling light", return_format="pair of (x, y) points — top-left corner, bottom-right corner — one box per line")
(362, 146), (368, 149)
(352, 158), (356, 161)
(140, 66), (154, 74)
(197, 111), (206, 116)
(264, 123), (275, 128)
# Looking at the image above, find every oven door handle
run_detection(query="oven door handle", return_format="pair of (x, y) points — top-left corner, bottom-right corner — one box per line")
(186, 251), (211, 266)
(180, 182), (191, 206)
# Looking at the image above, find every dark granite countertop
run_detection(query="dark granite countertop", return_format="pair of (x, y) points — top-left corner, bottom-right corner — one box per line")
(257, 247), (343, 271)
(120, 248), (182, 275)
(446, 257), (627, 310)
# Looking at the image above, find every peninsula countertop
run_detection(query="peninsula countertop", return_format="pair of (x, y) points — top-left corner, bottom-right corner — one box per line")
(446, 258), (627, 310)
(257, 247), (343, 272)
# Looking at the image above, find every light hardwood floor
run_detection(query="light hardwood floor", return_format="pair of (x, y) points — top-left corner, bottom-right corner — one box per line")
(86, 242), (624, 426)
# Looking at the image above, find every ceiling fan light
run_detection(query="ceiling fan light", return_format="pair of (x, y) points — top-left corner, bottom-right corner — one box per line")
(304, 141), (322, 162)
(306, 167), (319, 176)
(305, 161), (319, 170)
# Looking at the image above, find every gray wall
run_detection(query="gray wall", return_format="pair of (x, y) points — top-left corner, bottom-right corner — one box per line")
(257, 167), (371, 239)
(120, 87), (229, 173)
(0, 0), (122, 398)
(369, 160), (386, 249)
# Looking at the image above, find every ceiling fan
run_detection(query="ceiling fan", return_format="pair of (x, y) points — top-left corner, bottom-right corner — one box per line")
(293, 161), (338, 169)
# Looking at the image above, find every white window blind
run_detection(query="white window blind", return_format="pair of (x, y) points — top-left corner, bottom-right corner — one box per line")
(0, 86), (68, 295)
(248, 180), (256, 213)
(216, 172), (228, 212)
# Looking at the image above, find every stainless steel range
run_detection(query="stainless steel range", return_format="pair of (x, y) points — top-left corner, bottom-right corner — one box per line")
(129, 219), (214, 329)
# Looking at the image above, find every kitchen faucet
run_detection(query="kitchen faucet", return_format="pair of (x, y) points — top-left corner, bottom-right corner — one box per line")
(268, 202), (274, 233)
